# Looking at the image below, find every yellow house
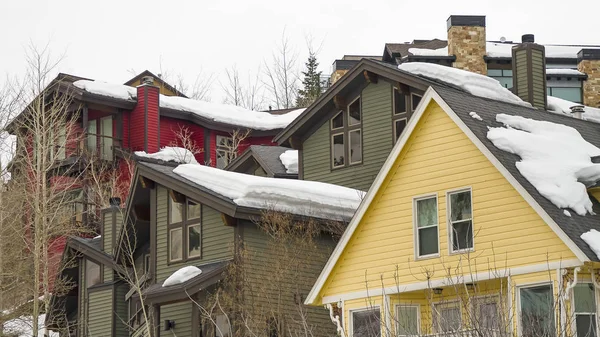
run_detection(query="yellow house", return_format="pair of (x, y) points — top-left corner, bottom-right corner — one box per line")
(306, 85), (600, 337)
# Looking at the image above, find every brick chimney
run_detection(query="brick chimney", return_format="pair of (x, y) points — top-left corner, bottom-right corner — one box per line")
(130, 76), (160, 152)
(447, 15), (487, 75)
(578, 49), (600, 108)
(511, 34), (547, 109)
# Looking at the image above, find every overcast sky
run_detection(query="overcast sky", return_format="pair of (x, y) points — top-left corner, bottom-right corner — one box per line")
(1, 0), (599, 104)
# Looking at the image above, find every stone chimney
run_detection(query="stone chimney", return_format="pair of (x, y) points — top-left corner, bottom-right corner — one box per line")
(511, 34), (547, 109)
(447, 15), (487, 75)
(578, 49), (600, 108)
(131, 78), (160, 152)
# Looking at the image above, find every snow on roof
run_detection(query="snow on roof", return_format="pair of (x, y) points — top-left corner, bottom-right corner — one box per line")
(135, 147), (199, 164)
(547, 96), (600, 124)
(278, 150), (298, 174)
(173, 164), (364, 221)
(487, 113), (600, 215)
(398, 62), (530, 107)
(408, 47), (448, 56)
(162, 266), (202, 287)
(486, 42), (600, 58)
(72, 80), (304, 131)
(546, 68), (585, 76)
(582, 229), (600, 260)
(3, 314), (58, 337)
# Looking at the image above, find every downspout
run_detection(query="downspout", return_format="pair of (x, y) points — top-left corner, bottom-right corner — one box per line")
(564, 267), (580, 300)
(326, 303), (346, 337)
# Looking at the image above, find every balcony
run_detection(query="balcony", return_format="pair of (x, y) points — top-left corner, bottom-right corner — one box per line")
(52, 134), (122, 173)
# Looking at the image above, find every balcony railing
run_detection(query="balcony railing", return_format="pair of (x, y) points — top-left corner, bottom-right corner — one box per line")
(53, 134), (122, 167)
(424, 328), (504, 337)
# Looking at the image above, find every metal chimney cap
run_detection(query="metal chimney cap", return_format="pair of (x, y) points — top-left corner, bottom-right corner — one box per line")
(141, 76), (154, 85)
(570, 105), (585, 113)
(522, 34), (535, 43)
(109, 197), (121, 208)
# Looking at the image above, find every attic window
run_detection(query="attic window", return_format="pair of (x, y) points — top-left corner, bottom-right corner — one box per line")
(329, 96), (362, 169)
(393, 88), (409, 142)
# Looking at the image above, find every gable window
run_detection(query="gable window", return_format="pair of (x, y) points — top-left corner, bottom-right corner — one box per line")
(448, 189), (473, 252)
(351, 307), (381, 337)
(411, 93), (422, 111)
(393, 88), (409, 142)
(414, 195), (439, 258)
(573, 283), (597, 337)
(168, 192), (202, 263)
(434, 302), (461, 333)
(519, 284), (556, 337)
(216, 135), (234, 169)
(395, 305), (419, 336)
(85, 259), (101, 288)
(330, 96), (362, 169)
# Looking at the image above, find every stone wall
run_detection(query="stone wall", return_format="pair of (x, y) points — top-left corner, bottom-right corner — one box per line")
(579, 59), (600, 108)
(448, 26), (487, 75)
(330, 69), (348, 84)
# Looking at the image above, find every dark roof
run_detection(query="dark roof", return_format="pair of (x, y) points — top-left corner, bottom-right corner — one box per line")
(226, 145), (296, 178)
(384, 39), (448, 62)
(433, 85), (600, 261)
(123, 70), (187, 98)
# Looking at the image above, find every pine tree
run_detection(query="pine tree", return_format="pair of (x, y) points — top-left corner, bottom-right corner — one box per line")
(296, 53), (322, 108)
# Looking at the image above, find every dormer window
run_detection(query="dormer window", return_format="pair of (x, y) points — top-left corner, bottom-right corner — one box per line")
(330, 96), (362, 169)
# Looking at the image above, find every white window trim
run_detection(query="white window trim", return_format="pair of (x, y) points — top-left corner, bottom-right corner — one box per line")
(446, 187), (474, 255)
(569, 282), (599, 337)
(392, 87), (407, 116)
(516, 281), (557, 337)
(331, 132), (345, 169)
(348, 129), (362, 165)
(349, 305), (381, 337)
(413, 193), (440, 260)
(394, 303), (420, 336)
(168, 228), (183, 262)
(347, 95), (361, 127)
(393, 117), (408, 141)
(330, 111), (343, 130)
(432, 300), (462, 334)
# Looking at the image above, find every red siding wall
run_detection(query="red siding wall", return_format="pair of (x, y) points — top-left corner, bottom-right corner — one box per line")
(129, 88), (147, 152)
(159, 117), (205, 163)
(146, 87), (160, 153)
(209, 132), (276, 167)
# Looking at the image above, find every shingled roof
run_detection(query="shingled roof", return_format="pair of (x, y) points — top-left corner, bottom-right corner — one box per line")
(226, 145), (296, 178)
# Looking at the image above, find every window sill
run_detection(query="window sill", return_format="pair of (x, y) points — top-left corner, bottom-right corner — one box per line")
(415, 253), (440, 261)
(449, 248), (474, 255)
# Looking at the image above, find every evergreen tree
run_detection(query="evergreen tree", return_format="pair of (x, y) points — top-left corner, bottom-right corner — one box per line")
(296, 53), (322, 108)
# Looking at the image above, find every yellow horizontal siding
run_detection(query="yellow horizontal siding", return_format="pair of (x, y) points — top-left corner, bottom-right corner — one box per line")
(320, 101), (577, 299)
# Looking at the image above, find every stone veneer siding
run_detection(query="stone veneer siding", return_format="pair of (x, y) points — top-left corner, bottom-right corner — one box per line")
(579, 60), (600, 108)
(448, 26), (487, 75)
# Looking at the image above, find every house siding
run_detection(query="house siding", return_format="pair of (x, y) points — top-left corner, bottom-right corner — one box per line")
(159, 302), (193, 337)
(159, 117), (205, 163)
(102, 211), (112, 254)
(146, 87), (160, 153)
(87, 287), (113, 337)
(302, 81), (393, 191)
(114, 283), (129, 337)
(319, 100), (577, 299)
(155, 185), (234, 283)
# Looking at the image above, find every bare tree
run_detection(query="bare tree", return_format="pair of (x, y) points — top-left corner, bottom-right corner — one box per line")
(221, 66), (266, 111)
(264, 30), (300, 109)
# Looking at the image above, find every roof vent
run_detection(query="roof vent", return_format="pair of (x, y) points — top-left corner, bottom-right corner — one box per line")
(522, 34), (535, 43)
(570, 105), (585, 119)
(141, 76), (154, 85)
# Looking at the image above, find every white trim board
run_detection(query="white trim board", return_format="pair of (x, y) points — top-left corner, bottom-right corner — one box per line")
(304, 88), (589, 306)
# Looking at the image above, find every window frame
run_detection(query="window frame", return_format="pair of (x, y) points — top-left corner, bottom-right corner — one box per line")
(433, 301), (462, 334)
(469, 294), (503, 333)
(167, 191), (203, 264)
(517, 282), (557, 337)
(411, 93), (423, 112)
(446, 187), (474, 254)
(216, 135), (234, 169)
(329, 95), (363, 170)
(413, 193), (440, 260)
(392, 87), (410, 144)
(394, 304), (420, 337)
(571, 282), (598, 337)
(349, 306), (381, 337)
(84, 258), (103, 288)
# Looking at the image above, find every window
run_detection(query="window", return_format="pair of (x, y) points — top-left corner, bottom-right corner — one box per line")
(87, 120), (97, 153)
(434, 302), (461, 333)
(215, 314), (231, 337)
(329, 96), (362, 168)
(144, 254), (150, 275)
(488, 69), (513, 88)
(216, 135), (234, 169)
(414, 195), (439, 258)
(168, 193), (202, 263)
(574, 283), (597, 337)
(519, 284), (556, 337)
(351, 308), (381, 337)
(448, 189), (473, 252)
(548, 87), (582, 103)
(100, 116), (113, 160)
(472, 296), (501, 332)
(411, 94), (422, 111)
(85, 259), (101, 288)
(393, 88), (409, 142)
(395, 305), (419, 336)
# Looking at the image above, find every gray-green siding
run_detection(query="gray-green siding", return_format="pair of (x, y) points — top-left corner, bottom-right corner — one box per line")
(102, 211), (112, 254)
(114, 283), (129, 337)
(241, 222), (337, 336)
(155, 186), (234, 282)
(159, 302), (193, 337)
(87, 288), (113, 337)
(302, 81), (394, 191)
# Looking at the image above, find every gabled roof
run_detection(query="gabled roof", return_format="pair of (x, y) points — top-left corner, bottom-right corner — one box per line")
(383, 39), (448, 62)
(123, 70), (187, 98)
(306, 86), (600, 305)
(226, 145), (297, 178)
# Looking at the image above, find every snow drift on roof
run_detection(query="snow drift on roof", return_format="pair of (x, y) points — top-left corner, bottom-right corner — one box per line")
(3, 314), (58, 337)
(279, 150), (298, 174)
(547, 96), (600, 123)
(173, 164), (364, 221)
(398, 62), (530, 107)
(581, 229), (600, 260)
(408, 47), (448, 56)
(162, 266), (202, 287)
(487, 113), (600, 215)
(546, 69), (585, 76)
(72, 80), (304, 130)
(135, 147), (199, 164)
(486, 42), (600, 58)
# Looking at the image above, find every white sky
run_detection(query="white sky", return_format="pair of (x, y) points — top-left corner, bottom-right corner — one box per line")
(1, 0), (599, 104)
